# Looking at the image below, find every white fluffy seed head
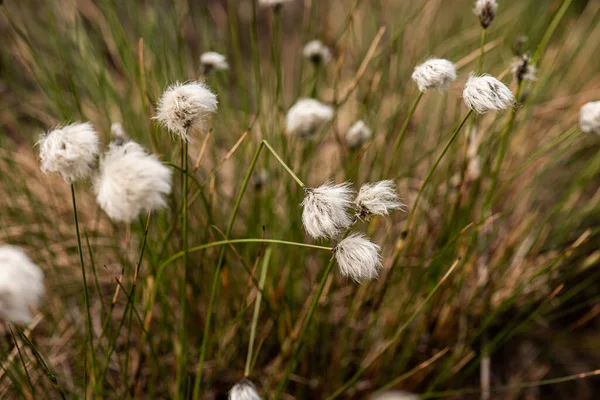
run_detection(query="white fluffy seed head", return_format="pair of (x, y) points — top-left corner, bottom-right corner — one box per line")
(0, 246), (44, 324)
(411, 59), (457, 92)
(355, 180), (404, 219)
(38, 122), (100, 184)
(335, 233), (382, 283)
(345, 120), (372, 149)
(285, 98), (334, 138)
(111, 122), (128, 142)
(303, 40), (332, 65)
(511, 54), (536, 83)
(474, 0), (498, 29)
(579, 101), (600, 135)
(258, 0), (292, 8)
(201, 52), (229, 72)
(229, 379), (262, 400)
(94, 140), (172, 223)
(371, 391), (421, 400)
(154, 82), (218, 141)
(463, 74), (515, 114)
(301, 182), (354, 240)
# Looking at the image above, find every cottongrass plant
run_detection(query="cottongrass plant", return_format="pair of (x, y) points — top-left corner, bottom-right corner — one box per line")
(229, 379), (263, 400)
(301, 182), (354, 239)
(0, 246), (44, 324)
(463, 74), (515, 114)
(345, 120), (372, 149)
(334, 233), (382, 282)
(200, 51), (229, 74)
(512, 53), (537, 83)
(579, 101), (600, 135)
(94, 138), (172, 223)
(285, 98), (334, 137)
(411, 58), (457, 92)
(474, 0), (498, 29)
(355, 180), (404, 219)
(303, 40), (332, 65)
(258, 0), (292, 8)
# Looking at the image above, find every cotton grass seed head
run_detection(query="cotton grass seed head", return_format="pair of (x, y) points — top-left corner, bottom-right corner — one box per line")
(38, 122), (100, 184)
(258, 0), (292, 8)
(229, 378), (262, 400)
(474, 0), (498, 29)
(335, 233), (382, 283)
(512, 53), (536, 83)
(463, 74), (515, 114)
(345, 120), (372, 149)
(303, 40), (332, 65)
(411, 59), (457, 92)
(355, 180), (404, 219)
(301, 182), (354, 240)
(0, 246), (44, 324)
(155, 81), (218, 141)
(579, 101), (600, 135)
(285, 98), (334, 138)
(371, 391), (420, 400)
(94, 140), (172, 223)
(201, 51), (229, 73)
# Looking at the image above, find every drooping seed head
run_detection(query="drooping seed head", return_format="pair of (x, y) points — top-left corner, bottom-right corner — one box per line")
(511, 53), (536, 83)
(200, 51), (229, 74)
(285, 98), (334, 138)
(355, 180), (404, 219)
(334, 233), (382, 283)
(229, 378), (262, 400)
(94, 140), (172, 223)
(301, 182), (354, 240)
(345, 120), (372, 149)
(303, 40), (332, 65)
(154, 81), (218, 142)
(463, 74), (515, 114)
(579, 101), (600, 135)
(474, 0), (498, 29)
(38, 122), (100, 184)
(0, 246), (44, 324)
(411, 59), (457, 92)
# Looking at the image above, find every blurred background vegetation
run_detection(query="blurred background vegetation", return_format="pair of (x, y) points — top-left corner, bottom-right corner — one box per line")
(1, 0), (600, 398)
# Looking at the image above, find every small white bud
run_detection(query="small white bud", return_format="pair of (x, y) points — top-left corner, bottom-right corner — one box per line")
(301, 182), (354, 239)
(303, 40), (332, 65)
(38, 122), (100, 184)
(94, 140), (172, 223)
(355, 180), (404, 219)
(285, 98), (334, 138)
(0, 246), (44, 324)
(511, 54), (536, 83)
(474, 0), (498, 29)
(154, 82), (218, 142)
(334, 233), (382, 283)
(411, 59), (457, 92)
(345, 120), (372, 149)
(579, 101), (600, 135)
(463, 74), (515, 114)
(200, 52), (229, 73)
(229, 379), (262, 400)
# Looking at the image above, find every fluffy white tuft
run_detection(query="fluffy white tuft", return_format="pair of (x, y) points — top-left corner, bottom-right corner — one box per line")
(94, 140), (172, 223)
(303, 40), (332, 64)
(201, 52), (229, 72)
(301, 182), (354, 239)
(0, 246), (44, 324)
(411, 59), (457, 92)
(371, 391), (421, 400)
(334, 233), (382, 283)
(258, 0), (292, 7)
(285, 98), (334, 138)
(579, 101), (600, 135)
(154, 82), (218, 141)
(355, 180), (404, 219)
(474, 0), (498, 28)
(345, 120), (372, 149)
(511, 54), (537, 83)
(463, 74), (515, 114)
(111, 122), (128, 141)
(38, 122), (100, 184)
(229, 379), (262, 400)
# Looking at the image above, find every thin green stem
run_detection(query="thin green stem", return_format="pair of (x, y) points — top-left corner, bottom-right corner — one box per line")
(326, 259), (460, 399)
(192, 143), (265, 399)
(71, 184), (96, 392)
(405, 110), (473, 230)
(533, 0), (574, 64)
(478, 28), (487, 74)
(245, 247), (272, 377)
(262, 140), (305, 187)
(9, 325), (34, 396)
(384, 91), (424, 177)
